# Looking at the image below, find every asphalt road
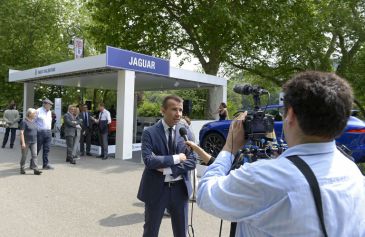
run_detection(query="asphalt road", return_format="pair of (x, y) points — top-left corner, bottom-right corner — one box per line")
(0, 134), (231, 237)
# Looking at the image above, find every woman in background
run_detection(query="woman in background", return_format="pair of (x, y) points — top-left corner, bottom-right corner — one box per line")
(72, 106), (82, 159)
(20, 108), (42, 175)
(2, 103), (20, 148)
(216, 102), (228, 121)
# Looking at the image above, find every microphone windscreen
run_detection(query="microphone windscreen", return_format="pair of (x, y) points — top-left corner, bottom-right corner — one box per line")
(179, 127), (188, 137)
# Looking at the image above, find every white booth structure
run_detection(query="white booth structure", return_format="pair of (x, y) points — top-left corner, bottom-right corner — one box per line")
(8, 46), (227, 160)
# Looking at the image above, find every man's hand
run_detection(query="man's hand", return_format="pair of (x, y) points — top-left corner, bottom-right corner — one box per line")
(178, 153), (187, 162)
(223, 112), (247, 155)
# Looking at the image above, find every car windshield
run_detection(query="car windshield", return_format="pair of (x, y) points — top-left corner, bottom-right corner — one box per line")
(353, 111), (365, 120)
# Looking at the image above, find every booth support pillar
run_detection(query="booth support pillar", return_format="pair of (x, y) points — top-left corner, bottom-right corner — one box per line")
(23, 82), (34, 115)
(116, 70), (135, 159)
(208, 85), (227, 119)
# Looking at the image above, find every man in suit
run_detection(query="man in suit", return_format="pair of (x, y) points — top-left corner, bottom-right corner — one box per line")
(2, 103), (20, 148)
(137, 95), (196, 237)
(78, 104), (93, 156)
(63, 105), (80, 165)
(94, 103), (111, 160)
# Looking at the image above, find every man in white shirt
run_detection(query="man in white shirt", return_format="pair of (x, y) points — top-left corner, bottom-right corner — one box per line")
(94, 102), (111, 160)
(197, 71), (365, 236)
(34, 98), (54, 170)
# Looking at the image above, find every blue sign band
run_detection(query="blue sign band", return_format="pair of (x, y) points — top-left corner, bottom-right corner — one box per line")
(106, 46), (170, 76)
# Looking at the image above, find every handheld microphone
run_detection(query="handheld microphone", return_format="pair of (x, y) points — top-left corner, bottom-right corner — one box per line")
(179, 127), (189, 141)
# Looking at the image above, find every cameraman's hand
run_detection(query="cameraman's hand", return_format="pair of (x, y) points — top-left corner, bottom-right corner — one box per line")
(223, 112), (247, 155)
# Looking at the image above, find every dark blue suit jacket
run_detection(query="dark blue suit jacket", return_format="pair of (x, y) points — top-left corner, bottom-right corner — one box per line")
(137, 120), (197, 204)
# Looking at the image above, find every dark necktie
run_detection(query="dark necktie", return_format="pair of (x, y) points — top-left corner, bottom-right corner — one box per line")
(168, 127), (174, 155)
(84, 112), (88, 127)
(99, 112), (103, 128)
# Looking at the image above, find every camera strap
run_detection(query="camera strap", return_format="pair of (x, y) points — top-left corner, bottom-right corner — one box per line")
(286, 155), (328, 237)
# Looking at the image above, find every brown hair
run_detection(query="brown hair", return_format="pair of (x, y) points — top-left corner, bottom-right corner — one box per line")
(283, 71), (353, 139)
(162, 95), (183, 109)
(182, 116), (191, 125)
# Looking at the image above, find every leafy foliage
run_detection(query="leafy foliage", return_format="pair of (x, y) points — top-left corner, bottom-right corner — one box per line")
(0, 0), (88, 109)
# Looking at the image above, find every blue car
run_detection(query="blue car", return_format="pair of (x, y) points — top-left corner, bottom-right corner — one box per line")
(199, 105), (365, 162)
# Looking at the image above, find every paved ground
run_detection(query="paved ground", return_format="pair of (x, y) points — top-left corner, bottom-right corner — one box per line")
(0, 134), (231, 237)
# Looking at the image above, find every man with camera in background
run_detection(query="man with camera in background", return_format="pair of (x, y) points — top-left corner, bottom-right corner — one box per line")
(197, 71), (365, 236)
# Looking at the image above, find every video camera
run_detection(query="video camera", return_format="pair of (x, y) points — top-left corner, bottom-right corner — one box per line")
(233, 84), (274, 139)
(232, 84), (286, 169)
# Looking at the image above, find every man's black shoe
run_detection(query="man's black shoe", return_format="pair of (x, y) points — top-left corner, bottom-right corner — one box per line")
(20, 168), (26, 175)
(10, 144), (13, 149)
(34, 169), (42, 175)
(70, 159), (76, 165)
(66, 158), (70, 162)
(1, 145), (4, 148)
(43, 164), (54, 170)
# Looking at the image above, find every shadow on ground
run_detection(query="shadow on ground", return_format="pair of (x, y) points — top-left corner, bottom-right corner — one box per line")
(0, 167), (20, 178)
(132, 202), (145, 208)
(99, 213), (144, 227)
(0, 137), (145, 176)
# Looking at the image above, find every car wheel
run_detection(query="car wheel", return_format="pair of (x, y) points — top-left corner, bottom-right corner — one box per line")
(201, 132), (225, 158)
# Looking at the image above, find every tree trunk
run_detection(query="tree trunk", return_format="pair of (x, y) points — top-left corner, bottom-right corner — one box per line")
(92, 89), (97, 111)
(202, 60), (220, 76)
(102, 90), (110, 103)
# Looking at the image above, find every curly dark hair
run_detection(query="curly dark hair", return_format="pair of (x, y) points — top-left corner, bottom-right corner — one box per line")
(283, 71), (353, 139)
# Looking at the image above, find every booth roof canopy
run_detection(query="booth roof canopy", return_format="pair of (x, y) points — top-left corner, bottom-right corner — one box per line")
(8, 53), (226, 91)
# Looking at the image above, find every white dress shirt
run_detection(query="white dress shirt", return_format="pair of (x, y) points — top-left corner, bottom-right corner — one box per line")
(161, 119), (182, 182)
(35, 107), (52, 130)
(99, 109), (111, 124)
(197, 141), (365, 236)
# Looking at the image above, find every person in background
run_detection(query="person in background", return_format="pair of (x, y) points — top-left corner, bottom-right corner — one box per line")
(72, 106), (82, 160)
(215, 102), (228, 121)
(19, 108), (42, 175)
(63, 105), (79, 165)
(35, 98), (54, 170)
(2, 103), (20, 148)
(94, 103), (111, 160)
(78, 104), (93, 156)
(51, 111), (57, 137)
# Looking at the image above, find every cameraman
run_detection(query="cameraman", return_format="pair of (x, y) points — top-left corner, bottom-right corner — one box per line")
(197, 71), (365, 236)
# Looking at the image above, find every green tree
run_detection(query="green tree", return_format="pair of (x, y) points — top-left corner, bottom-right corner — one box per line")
(0, 0), (88, 108)
(86, 0), (253, 75)
(229, 0), (365, 86)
